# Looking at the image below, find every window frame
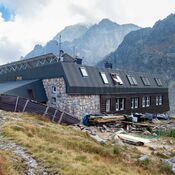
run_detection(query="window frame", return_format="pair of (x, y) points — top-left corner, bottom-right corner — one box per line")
(80, 67), (88, 77)
(131, 97), (139, 109)
(51, 97), (57, 105)
(156, 95), (163, 106)
(141, 77), (151, 86)
(142, 96), (150, 107)
(100, 72), (109, 84)
(111, 73), (123, 85)
(105, 99), (111, 112)
(155, 78), (162, 86)
(52, 85), (57, 94)
(127, 75), (137, 86)
(116, 98), (125, 111)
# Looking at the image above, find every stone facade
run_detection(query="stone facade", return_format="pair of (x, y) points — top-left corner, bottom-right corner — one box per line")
(42, 78), (100, 119)
(169, 81), (175, 114)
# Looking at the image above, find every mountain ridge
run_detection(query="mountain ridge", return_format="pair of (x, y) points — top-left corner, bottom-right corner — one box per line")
(25, 19), (140, 65)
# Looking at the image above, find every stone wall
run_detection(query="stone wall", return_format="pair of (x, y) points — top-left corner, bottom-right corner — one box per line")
(169, 81), (175, 114)
(42, 78), (100, 119)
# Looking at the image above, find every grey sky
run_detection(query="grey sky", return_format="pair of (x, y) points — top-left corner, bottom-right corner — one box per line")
(0, 0), (174, 64)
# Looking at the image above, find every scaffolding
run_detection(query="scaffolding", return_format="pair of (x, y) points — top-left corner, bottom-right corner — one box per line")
(0, 53), (60, 75)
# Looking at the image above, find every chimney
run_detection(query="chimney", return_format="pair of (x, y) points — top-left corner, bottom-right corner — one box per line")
(104, 61), (112, 69)
(75, 56), (83, 64)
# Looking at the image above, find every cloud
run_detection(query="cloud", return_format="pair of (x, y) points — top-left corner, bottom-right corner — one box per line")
(0, 0), (174, 65)
(0, 36), (23, 64)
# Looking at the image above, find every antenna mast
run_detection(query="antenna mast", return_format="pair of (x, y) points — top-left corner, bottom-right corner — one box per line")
(59, 35), (62, 58)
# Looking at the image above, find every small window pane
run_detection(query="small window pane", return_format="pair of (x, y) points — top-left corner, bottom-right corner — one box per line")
(127, 75), (137, 85)
(116, 98), (125, 111)
(159, 96), (163, 105)
(132, 77), (138, 85)
(100, 72), (109, 84)
(127, 75), (134, 85)
(141, 77), (151, 86)
(142, 97), (146, 107)
(106, 99), (110, 112)
(155, 78), (162, 86)
(52, 86), (57, 93)
(146, 96), (150, 107)
(51, 97), (56, 104)
(80, 67), (88, 77)
(156, 96), (159, 106)
(131, 98), (134, 109)
(135, 98), (139, 108)
(116, 98), (119, 111)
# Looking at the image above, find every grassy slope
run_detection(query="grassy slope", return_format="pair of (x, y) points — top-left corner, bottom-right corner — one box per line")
(1, 113), (173, 175)
(0, 150), (26, 175)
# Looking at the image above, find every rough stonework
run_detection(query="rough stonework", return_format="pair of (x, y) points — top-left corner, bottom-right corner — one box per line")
(43, 78), (100, 119)
(169, 81), (175, 114)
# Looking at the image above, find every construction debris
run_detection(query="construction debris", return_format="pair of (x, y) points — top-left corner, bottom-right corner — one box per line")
(80, 112), (175, 148)
(115, 133), (151, 146)
(71, 112), (175, 174)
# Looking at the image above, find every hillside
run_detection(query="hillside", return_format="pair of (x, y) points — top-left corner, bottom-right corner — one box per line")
(98, 14), (175, 79)
(25, 19), (140, 65)
(0, 110), (174, 175)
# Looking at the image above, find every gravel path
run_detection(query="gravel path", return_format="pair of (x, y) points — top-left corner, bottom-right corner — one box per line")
(0, 111), (48, 175)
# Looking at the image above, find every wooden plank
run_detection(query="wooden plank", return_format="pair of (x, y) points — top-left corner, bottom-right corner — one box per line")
(115, 133), (151, 145)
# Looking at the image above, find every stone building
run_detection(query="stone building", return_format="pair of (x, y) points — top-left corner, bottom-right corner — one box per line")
(0, 53), (169, 119)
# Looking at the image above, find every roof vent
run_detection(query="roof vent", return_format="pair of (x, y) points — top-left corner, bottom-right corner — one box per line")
(104, 62), (112, 69)
(76, 58), (82, 64)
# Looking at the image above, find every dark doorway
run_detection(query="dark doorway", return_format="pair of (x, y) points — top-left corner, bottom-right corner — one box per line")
(27, 89), (35, 100)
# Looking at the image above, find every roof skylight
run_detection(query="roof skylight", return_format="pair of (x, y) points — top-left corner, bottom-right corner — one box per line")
(127, 75), (137, 85)
(111, 73), (123, 85)
(80, 67), (88, 77)
(100, 72), (109, 84)
(155, 78), (162, 86)
(141, 77), (151, 86)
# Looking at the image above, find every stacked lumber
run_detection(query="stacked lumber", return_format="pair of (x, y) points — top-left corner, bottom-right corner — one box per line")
(89, 115), (125, 124)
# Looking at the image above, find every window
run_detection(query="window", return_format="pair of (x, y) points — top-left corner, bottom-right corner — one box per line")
(111, 73), (123, 85)
(156, 95), (163, 106)
(156, 96), (159, 106)
(141, 77), (151, 86)
(106, 99), (111, 112)
(131, 97), (139, 109)
(116, 98), (125, 111)
(51, 97), (57, 104)
(159, 96), (163, 105)
(100, 72), (109, 84)
(16, 76), (22, 80)
(155, 78), (162, 86)
(80, 67), (88, 77)
(127, 75), (137, 85)
(52, 86), (57, 94)
(142, 96), (150, 107)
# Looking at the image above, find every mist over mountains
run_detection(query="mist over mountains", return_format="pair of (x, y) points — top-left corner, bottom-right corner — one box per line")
(25, 19), (140, 65)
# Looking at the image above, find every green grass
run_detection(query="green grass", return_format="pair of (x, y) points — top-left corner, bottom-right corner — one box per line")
(160, 129), (175, 138)
(2, 113), (174, 175)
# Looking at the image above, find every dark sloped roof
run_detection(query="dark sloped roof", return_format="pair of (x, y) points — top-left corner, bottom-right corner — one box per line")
(0, 53), (168, 95)
(0, 80), (47, 102)
(61, 62), (168, 94)
(0, 80), (38, 93)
